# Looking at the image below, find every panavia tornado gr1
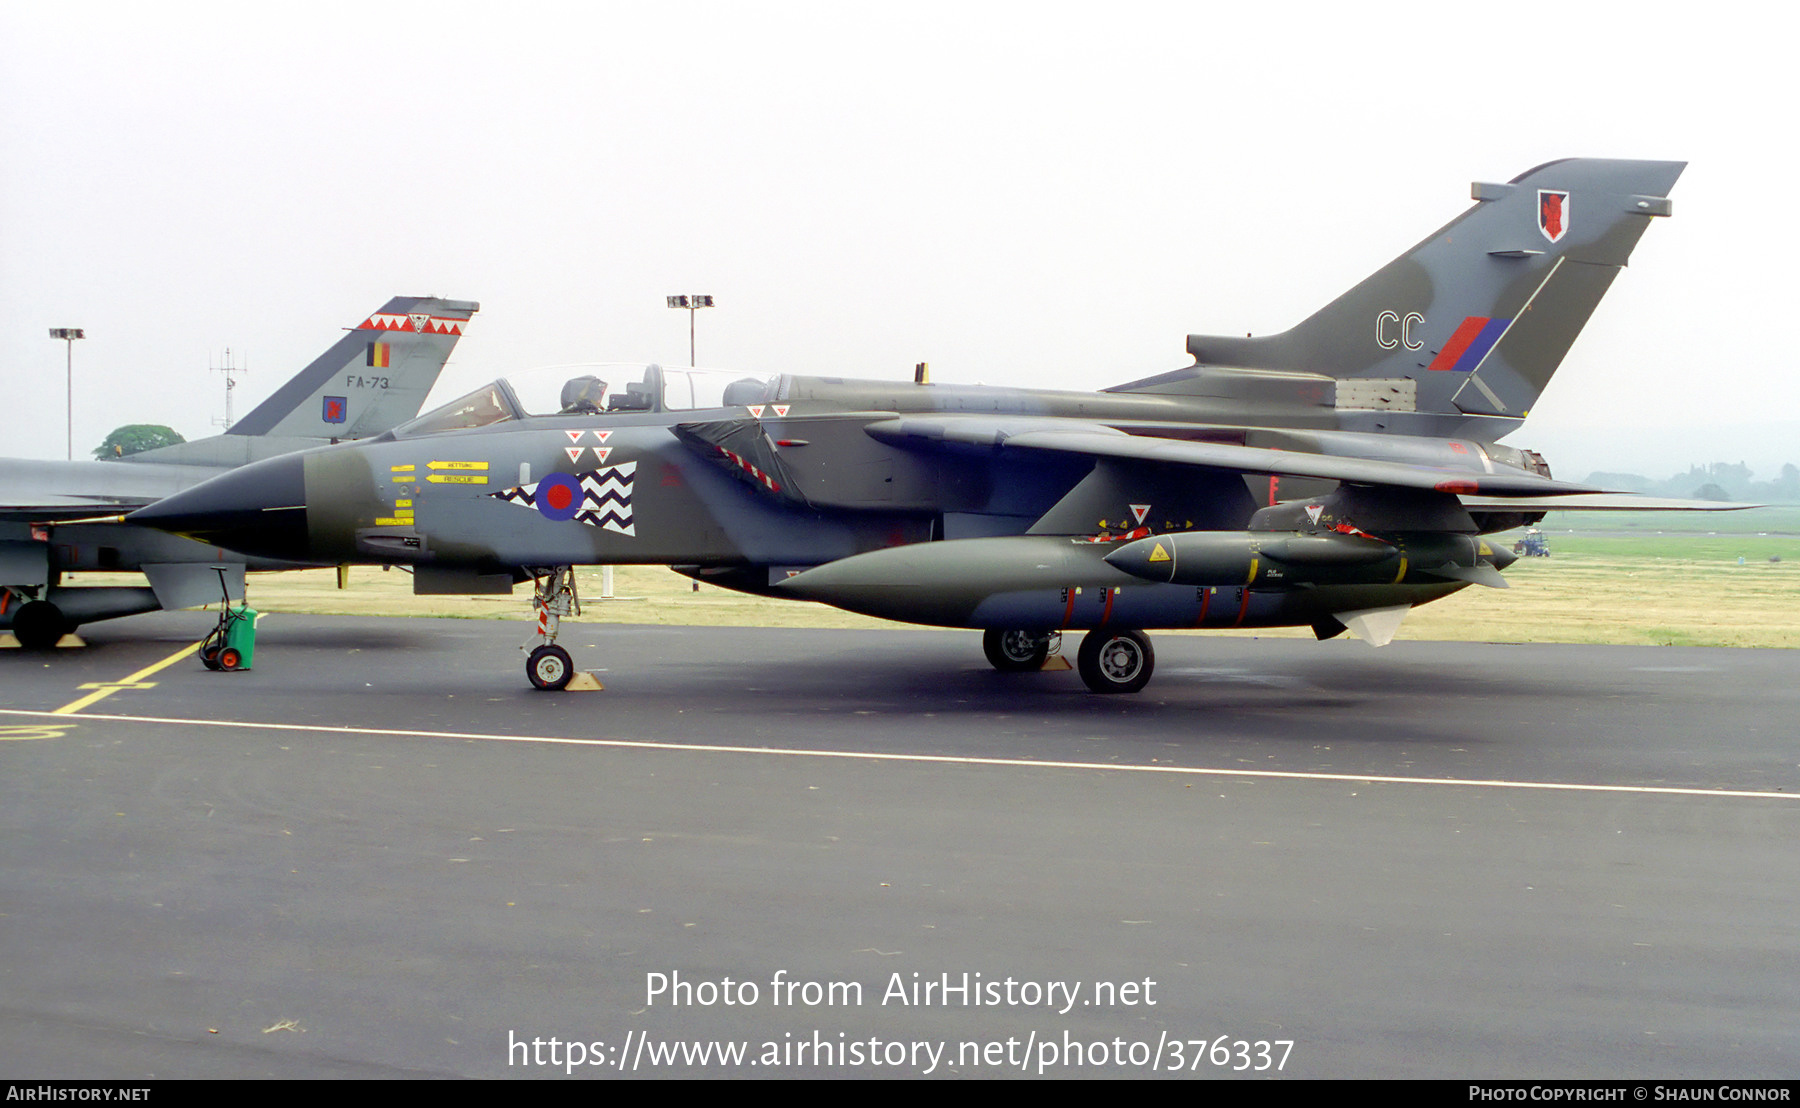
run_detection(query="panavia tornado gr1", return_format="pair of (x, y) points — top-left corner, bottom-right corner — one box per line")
(131, 158), (1706, 693)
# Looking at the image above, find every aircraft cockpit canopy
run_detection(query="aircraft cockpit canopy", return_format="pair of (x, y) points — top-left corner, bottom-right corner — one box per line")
(395, 363), (778, 436)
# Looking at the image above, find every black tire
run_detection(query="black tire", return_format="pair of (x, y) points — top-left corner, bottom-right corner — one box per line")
(982, 628), (1051, 672)
(527, 644), (575, 691)
(218, 647), (243, 671)
(1076, 629), (1154, 694)
(11, 601), (67, 651)
(199, 640), (224, 670)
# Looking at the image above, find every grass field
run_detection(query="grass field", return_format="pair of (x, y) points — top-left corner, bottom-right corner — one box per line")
(63, 522), (1799, 649)
(1541, 504), (1800, 535)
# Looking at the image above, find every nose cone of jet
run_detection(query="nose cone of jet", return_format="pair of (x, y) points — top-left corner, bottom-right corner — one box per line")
(127, 452), (311, 561)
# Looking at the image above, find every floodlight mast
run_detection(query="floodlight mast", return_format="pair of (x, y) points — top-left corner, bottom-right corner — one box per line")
(665, 294), (714, 367)
(664, 293), (714, 595)
(49, 328), (85, 460)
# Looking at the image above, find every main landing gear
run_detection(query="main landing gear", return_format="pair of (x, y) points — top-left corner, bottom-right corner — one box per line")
(1075, 628), (1154, 694)
(980, 627), (1156, 694)
(9, 599), (69, 651)
(525, 566), (579, 691)
(981, 628), (1059, 672)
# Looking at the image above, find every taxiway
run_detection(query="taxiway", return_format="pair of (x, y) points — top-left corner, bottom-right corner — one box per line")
(2, 613), (1796, 1078)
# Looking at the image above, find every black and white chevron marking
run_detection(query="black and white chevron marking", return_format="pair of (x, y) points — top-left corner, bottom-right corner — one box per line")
(573, 468), (635, 535)
(491, 462), (636, 537)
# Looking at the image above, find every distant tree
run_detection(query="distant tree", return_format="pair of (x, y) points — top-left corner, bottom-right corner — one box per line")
(92, 424), (186, 460)
(1693, 482), (1731, 502)
(1774, 464), (1800, 501)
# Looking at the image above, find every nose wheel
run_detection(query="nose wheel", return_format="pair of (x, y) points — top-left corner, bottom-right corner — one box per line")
(527, 643), (574, 690)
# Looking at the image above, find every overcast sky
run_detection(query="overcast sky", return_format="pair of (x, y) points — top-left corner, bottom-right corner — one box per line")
(4, 2), (1795, 479)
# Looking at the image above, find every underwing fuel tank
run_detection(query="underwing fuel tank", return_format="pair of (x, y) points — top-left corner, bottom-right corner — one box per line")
(774, 533), (1471, 629)
(1104, 530), (1518, 589)
(775, 535), (1138, 626)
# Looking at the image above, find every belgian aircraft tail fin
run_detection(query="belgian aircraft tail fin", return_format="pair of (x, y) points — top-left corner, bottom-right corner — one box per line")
(1116, 159), (1683, 436)
(225, 295), (480, 439)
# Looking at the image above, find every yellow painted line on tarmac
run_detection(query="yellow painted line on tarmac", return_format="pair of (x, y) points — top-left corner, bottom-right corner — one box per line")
(52, 640), (204, 715)
(0, 723), (79, 741)
(0, 706), (1795, 803)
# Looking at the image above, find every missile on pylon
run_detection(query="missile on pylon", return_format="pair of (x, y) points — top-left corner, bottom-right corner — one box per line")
(1103, 530), (1516, 589)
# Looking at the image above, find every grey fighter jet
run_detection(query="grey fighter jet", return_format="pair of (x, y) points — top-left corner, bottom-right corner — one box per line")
(133, 160), (1702, 693)
(0, 296), (477, 647)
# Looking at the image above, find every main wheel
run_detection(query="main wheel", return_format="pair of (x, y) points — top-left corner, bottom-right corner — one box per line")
(1076, 629), (1154, 694)
(527, 644), (575, 691)
(982, 628), (1051, 672)
(11, 601), (67, 651)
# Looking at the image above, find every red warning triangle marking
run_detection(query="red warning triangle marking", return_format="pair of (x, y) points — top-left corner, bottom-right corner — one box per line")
(595, 447), (612, 464)
(565, 447), (583, 463)
(1129, 503), (1150, 525)
(773, 404), (790, 417)
(747, 405), (766, 418)
(595, 430), (611, 443)
(564, 430), (583, 443)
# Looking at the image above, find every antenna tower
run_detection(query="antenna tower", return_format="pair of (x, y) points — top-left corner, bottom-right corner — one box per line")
(211, 348), (247, 431)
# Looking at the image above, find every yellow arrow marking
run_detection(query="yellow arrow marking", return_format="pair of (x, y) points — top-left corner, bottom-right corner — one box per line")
(425, 474), (487, 485)
(428, 460), (488, 470)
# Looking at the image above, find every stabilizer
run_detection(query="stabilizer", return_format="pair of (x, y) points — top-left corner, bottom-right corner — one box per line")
(228, 295), (480, 438)
(1115, 159), (1684, 437)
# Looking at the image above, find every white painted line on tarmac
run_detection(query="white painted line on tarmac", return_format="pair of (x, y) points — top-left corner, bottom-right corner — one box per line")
(0, 706), (1793, 802)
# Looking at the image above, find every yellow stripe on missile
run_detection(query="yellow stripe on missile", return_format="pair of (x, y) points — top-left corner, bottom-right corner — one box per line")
(1246, 557), (1259, 584)
(429, 460), (489, 470)
(1394, 557), (1408, 584)
(426, 474), (487, 485)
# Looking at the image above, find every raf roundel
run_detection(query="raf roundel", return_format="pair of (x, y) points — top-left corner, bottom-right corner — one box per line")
(535, 472), (583, 522)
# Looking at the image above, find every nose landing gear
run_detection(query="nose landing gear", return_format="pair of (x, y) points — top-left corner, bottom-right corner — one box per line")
(525, 566), (579, 691)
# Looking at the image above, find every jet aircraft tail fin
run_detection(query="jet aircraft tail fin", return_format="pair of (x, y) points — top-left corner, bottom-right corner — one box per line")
(225, 295), (480, 439)
(1115, 158), (1684, 436)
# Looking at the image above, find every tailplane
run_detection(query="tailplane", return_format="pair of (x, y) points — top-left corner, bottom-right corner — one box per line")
(1117, 159), (1683, 437)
